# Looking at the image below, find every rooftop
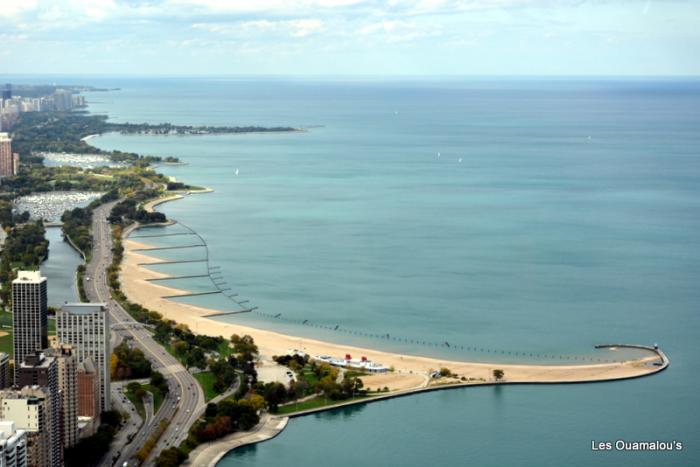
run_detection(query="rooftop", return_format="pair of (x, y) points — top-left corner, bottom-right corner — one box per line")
(13, 270), (46, 284)
(20, 352), (54, 369)
(60, 302), (107, 315)
(0, 420), (25, 441)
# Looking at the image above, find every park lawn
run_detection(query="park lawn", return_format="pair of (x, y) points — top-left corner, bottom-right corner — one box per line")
(194, 371), (218, 401)
(300, 366), (320, 387)
(0, 330), (13, 358)
(160, 341), (190, 367)
(217, 340), (233, 358)
(0, 311), (12, 327)
(144, 384), (165, 413)
(48, 317), (56, 335)
(125, 386), (146, 420)
(0, 311), (12, 358)
(276, 395), (371, 415)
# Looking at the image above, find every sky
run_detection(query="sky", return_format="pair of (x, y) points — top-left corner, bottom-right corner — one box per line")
(0, 0), (698, 76)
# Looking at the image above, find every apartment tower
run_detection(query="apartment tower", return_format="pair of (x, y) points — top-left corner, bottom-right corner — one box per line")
(56, 303), (110, 413)
(11, 272), (48, 383)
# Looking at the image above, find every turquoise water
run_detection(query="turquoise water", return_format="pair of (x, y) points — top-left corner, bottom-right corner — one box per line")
(79, 77), (699, 465)
(41, 227), (82, 306)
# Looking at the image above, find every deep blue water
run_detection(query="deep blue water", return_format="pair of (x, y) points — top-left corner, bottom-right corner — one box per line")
(20, 76), (698, 466)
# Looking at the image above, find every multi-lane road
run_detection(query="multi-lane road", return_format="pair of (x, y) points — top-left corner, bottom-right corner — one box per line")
(84, 201), (205, 466)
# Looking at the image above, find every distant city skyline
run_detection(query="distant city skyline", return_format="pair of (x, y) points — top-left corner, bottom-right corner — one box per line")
(0, 0), (698, 76)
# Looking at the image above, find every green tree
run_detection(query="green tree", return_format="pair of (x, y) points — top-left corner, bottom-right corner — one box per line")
(155, 447), (187, 467)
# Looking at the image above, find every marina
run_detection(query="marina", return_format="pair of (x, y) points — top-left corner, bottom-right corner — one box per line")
(40, 151), (125, 168)
(14, 190), (103, 222)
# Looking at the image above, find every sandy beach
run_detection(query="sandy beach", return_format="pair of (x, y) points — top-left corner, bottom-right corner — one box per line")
(120, 205), (666, 391)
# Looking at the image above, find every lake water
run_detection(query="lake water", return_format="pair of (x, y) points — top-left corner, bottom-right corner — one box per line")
(79, 77), (699, 466)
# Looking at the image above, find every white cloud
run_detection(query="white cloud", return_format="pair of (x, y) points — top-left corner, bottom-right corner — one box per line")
(359, 20), (414, 35)
(0, 0), (39, 18)
(358, 19), (439, 43)
(289, 19), (325, 37)
(192, 18), (325, 38)
(170, 0), (365, 14)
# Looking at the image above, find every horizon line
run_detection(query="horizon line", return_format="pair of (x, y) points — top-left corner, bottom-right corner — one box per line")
(1, 73), (699, 80)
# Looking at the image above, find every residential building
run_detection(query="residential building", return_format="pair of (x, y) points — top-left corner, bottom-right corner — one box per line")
(45, 344), (78, 449)
(16, 353), (61, 467)
(56, 303), (110, 412)
(0, 132), (16, 178)
(0, 387), (53, 467)
(76, 358), (99, 420)
(52, 90), (72, 111)
(0, 354), (9, 389)
(11, 272), (48, 383)
(0, 421), (27, 467)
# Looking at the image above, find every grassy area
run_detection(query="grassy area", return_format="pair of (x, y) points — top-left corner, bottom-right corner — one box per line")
(125, 386), (146, 420)
(276, 395), (371, 415)
(125, 382), (165, 417)
(300, 366), (321, 387)
(217, 340), (233, 358)
(144, 384), (165, 413)
(160, 340), (188, 367)
(0, 311), (12, 327)
(194, 371), (218, 401)
(0, 312), (12, 357)
(0, 330), (13, 357)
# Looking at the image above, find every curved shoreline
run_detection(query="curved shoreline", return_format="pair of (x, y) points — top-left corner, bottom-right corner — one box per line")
(122, 241), (665, 378)
(122, 193), (670, 466)
(124, 194), (668, 383)
(187, 345), (668, 466)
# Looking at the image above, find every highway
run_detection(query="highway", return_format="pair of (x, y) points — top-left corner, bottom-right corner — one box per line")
(84, 201), (205, 466)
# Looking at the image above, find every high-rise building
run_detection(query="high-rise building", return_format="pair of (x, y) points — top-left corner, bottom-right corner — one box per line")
(0, 353), (9, 389)
(76, 358), (99, 420)
(0, 387), (53, 467)
(11, 272), (48, 383)
(52, 90), (72, 111)
(45, 344), (77, 449)
(0, 132), (15, 178)
(56, 303), (110, 413)
(16, 353), (61, 467)
(1, 85), (10, 101)
(0, 420), (28, 467)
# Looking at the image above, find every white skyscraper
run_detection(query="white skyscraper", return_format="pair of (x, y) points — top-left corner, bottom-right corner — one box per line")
(56, 304), (110, 413)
